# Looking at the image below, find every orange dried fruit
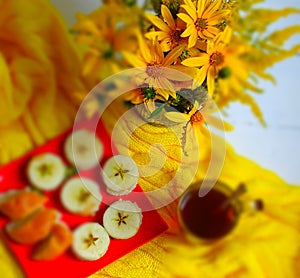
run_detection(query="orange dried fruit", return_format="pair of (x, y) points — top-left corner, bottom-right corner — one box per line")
(32, 222), (73, 260)
(0, 189), (47, 220)
(6, 208), (58, 244)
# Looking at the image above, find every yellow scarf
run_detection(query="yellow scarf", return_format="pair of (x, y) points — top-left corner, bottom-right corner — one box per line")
(0, 0), (84, 164)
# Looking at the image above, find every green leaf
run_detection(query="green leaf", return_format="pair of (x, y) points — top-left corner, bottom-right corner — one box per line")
(148, 103), (166, 119)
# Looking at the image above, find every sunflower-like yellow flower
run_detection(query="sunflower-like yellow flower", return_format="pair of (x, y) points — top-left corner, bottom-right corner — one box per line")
(178, 0), (230, 48)
(146, 5), (188, 51)
(164, 99), (233, 152)
(182, 26), (232, 95)
(122, 35), (191, 100)
(72, 3), (141, 86)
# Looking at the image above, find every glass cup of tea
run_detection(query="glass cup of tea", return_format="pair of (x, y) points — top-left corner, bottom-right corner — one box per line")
(178, 180), (261, 240)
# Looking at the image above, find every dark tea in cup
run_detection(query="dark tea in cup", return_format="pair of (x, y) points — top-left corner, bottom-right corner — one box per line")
(178, 181), (242, 240)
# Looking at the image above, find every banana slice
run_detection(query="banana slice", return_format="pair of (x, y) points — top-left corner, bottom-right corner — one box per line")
(64, 129), (103, 170)
(72, 222), (110, 261)
(60, 177), (102, 216)
(103, 200), (142, 239)
(27, 153), (66, 191)
(102, 155), (139, 196)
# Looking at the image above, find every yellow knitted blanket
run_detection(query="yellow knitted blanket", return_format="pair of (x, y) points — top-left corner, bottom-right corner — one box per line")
(1, 1), (300, 277)
(93, 101), (300, 278)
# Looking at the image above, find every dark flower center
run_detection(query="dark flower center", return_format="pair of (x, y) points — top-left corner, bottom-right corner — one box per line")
(146, 65), (163, 78)
(210, 52), (224, 66)
(196, 18), (208, 30)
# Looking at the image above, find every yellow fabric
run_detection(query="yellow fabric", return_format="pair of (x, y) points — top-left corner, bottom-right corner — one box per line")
(0, 0), (84, 165)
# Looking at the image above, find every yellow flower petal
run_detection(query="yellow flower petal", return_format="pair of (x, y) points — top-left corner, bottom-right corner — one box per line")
(195, 64), (209, 87)
(147, 76), (157, 88)
(197, 0), (206, 17)
(161, 5), (176, 30)
(164, 65), (195, 81)
(181, 4), (197, 21)
(218, 26), (233, 44)
(189, 28), (198, 49)
(160, 38), (172, 52)
(207, 66), (216, 95)
(188, 29), (198, 48)
(201, 28), (216, 39)
(164, 111), (189, 123)
(145, 13), (170, 33)
(184, 0), (196, 13)
(181, 24), (195, 38)
(82, 53), (98, 76)
(170, 65), (199, 80)
(122, 51), (147, 67)
(145, 31), (169, 41)
(182, 55), (210, 67)
(163, 44), (185, 66)
(157, 77), (176, 98)
(206, 26), (221, 36)
(203, 0), (222, 18)
(156, 88), (169, 100)
(177, 13), (194, 25)
(73, 16), (101, 36)
(209, 10), (231, 25)
(153, 41), (165, 63)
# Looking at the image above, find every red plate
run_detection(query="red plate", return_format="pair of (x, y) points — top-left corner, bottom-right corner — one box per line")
(0, 119), (168, 278)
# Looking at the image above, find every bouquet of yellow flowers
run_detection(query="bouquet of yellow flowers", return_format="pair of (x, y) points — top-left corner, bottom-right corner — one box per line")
(72, 0), (300, 129)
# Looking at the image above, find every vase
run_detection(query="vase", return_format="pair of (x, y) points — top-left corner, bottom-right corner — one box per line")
(108, 105), (201, 211)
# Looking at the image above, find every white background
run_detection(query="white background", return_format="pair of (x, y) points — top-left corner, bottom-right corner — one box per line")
(50, 0), (300, 184)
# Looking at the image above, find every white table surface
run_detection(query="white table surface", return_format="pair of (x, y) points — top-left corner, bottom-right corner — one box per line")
(50, 0), (300, 185)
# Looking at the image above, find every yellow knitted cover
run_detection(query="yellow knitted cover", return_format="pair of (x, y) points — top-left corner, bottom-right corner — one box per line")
(1, 1), (300, 277)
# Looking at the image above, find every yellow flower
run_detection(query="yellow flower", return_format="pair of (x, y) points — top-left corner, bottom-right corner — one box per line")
(182, 27), (232, 95)
(165, 100), (232, 130)
(146, 5), (188, 51)
(122, 35), (191, 100)
(123, 88), (164, 113)
(177, 0), (230, 48)
(165, 99), (233, 152)
(72, 3), (141, 86)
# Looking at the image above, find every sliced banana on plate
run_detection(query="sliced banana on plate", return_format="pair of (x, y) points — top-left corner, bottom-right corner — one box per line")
(102, 155), (139, 196)
(60, 177), (102, 216)
(103, 200), (142, 239)
(72, 222), (110, 261)
(27, 153), (66, 191)
(64, 129), (103, 170)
